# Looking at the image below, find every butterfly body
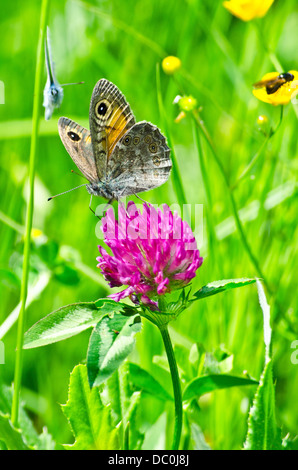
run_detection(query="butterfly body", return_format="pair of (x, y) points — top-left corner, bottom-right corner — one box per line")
(58, 79), (172, 202)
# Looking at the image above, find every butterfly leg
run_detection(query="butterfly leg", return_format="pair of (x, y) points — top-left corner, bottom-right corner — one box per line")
(89, 195), (100, 219)
(115, 198), (132, 219)
(93, 198), (114, 219)
(134, 193), (150, 209)
(103, 199), (114, 213)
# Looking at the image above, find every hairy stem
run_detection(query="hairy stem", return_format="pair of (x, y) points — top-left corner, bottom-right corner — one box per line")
(159, 324), (183, 450)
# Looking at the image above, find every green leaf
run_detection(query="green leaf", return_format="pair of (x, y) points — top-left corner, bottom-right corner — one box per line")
(0, 413), (30, 450)
(193, 278), (256, 300)
(244, 359), (282, 450)
(244, 280), (283, 450)
(87, 314), (142, 388)
(124, 391), (145, 450)
(62, 364), (120, 450)
(126, 362), (173, 401)
(24, 298), (129, 349)
(183, 374), (258, 401)
(256, 279), (271, 363)
(104, 365), (145, 450)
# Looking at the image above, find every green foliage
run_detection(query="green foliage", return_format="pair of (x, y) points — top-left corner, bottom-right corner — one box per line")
(0, 385), (56, 450)
(23, 298), (128, 349)
(183, 375), (258, 401)
(126, 362), (173, 402)
(244, 359), (282, 450)
(0, 0), (297, 451)
(87, 314), (142, 387)
(62, 364), (120, 450)
(193, 278), (256, 300)
(244, 281), (283, 450)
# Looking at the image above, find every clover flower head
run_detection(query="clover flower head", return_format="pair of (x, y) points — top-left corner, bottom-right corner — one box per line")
(223, 0), (275, 21)
(97, 202), (203, 308)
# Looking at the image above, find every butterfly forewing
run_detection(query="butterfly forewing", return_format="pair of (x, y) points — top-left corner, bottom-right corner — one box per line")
(58, 117), (98, 184)
(89, 79), (136, 180)
(107, 121), (172, 198)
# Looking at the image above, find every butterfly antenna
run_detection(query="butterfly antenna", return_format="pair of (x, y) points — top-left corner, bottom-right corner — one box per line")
(71, 169), (88, 180)
(48, 183), (88, 201)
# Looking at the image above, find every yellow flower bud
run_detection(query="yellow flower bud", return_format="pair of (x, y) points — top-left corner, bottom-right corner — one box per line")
(257, 115), (269, 126)
(177, 95), (197, 112)
(162, 56), (182, 75)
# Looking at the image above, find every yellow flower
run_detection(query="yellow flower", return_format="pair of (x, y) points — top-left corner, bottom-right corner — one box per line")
(252, 71), (298, 106)
(162, 56), (181, 75)
(223, 0), (274, 21)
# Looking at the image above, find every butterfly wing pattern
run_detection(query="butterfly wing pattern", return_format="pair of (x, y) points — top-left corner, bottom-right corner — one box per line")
(58, 117), (98, 184)
(107, 121), (172, 198)
(58, 78), (172, 201)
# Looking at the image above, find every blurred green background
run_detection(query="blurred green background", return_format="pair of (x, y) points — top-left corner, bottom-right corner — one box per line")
(0, 0), (297, 449)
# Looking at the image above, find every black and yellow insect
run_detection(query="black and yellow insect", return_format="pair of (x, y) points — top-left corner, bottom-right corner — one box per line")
(253, 72), (294, 95)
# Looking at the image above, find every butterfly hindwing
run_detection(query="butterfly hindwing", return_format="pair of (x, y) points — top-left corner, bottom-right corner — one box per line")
(107, 121), (172, 198)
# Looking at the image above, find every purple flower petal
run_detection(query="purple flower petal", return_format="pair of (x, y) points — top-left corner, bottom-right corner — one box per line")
(97, 202), (203, 303)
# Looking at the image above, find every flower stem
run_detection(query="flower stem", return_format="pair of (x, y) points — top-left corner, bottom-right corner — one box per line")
(192, 110), (271, 295)
(159, 324), (183, 450)
(11, 0), (50, 426)
(156, 63), (188, 209)
(231, 135), (270, 190)
(271, 104), (284, 136)
(231, 106), (283, 191)
(192, 119), (217, 259)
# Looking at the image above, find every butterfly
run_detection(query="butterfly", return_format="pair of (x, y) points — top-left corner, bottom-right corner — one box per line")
(43, 27), (83, 120)
(253, 72), (294, 95)
(55, 79), (172, 204)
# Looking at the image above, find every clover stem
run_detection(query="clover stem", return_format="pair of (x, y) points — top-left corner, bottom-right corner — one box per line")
(159, 324), (183, 450)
